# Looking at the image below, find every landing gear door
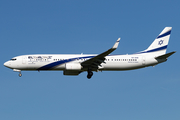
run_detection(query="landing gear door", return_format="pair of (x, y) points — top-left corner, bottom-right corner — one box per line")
(22, 56), (26, 64)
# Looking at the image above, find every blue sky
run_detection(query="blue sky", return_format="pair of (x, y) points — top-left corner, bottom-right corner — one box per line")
(1, 0), (180, 120)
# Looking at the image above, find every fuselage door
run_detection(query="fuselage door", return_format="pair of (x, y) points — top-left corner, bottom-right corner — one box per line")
(142, 56), (146, 65)
(22, 56), (26, 64)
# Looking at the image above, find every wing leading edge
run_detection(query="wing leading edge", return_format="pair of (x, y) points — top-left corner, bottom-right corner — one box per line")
(81, 38), (120, 70)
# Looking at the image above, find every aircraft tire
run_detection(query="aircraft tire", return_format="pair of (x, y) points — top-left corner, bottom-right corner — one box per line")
(87, 71), (93, 79)
(19, 73), (22, 77)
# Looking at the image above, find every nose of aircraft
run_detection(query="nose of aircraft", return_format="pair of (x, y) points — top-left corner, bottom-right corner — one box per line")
(4, 61), (10, 68)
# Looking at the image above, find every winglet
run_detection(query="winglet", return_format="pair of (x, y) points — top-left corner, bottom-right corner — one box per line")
(112, 38), (121, 49)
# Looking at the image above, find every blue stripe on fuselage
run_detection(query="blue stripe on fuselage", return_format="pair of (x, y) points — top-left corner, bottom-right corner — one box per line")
(37, 56), (95, 70)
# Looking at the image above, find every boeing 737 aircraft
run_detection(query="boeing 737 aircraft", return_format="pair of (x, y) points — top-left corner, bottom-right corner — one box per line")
(4, 27), (175, 79)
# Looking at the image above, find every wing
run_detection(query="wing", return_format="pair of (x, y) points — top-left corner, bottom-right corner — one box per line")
(81, 38), (120, 70)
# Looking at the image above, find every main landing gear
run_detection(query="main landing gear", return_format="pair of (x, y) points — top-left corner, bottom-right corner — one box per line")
(87, 68), (93, 79)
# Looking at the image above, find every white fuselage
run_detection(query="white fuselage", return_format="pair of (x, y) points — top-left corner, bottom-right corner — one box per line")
(4, 53), (161, 71)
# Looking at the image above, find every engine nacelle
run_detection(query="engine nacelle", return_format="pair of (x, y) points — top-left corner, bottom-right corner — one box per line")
(65, 63), (82, 70)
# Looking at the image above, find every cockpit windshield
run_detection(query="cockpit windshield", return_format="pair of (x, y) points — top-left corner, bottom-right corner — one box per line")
(10, 58), (17, 61)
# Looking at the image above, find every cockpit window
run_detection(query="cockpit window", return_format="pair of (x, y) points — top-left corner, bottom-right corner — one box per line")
(10, 58), (17, 61)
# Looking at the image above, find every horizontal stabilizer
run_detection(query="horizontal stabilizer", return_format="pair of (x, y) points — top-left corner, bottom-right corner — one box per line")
(155, 51), (176, 59)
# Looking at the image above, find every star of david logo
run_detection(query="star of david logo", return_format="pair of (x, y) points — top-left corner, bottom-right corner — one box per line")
(158, 40), (163, 45)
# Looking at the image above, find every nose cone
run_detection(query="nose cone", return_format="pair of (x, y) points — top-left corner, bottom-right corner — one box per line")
(4, 61), (8, 67)
(4, 61), (11, 68)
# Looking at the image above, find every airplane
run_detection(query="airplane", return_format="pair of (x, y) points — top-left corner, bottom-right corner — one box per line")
(4, 27), (176, 79)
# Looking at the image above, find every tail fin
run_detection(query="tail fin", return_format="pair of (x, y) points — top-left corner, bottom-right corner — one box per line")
(140, 27), (172, 55)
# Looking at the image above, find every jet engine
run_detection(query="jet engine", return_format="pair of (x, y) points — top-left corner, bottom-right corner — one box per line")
(65, 63), (82, 70)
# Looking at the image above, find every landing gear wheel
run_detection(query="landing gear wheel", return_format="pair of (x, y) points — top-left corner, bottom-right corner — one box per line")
(19, 73), (22, 77)
(87, 71), (93, 79)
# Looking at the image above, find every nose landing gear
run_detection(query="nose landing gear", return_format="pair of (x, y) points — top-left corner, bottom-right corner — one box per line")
(19, 73), (22, 77)
(13, 69), (22, 77)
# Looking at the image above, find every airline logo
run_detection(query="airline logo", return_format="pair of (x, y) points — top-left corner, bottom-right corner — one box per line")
(158, 40), (163, 45)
